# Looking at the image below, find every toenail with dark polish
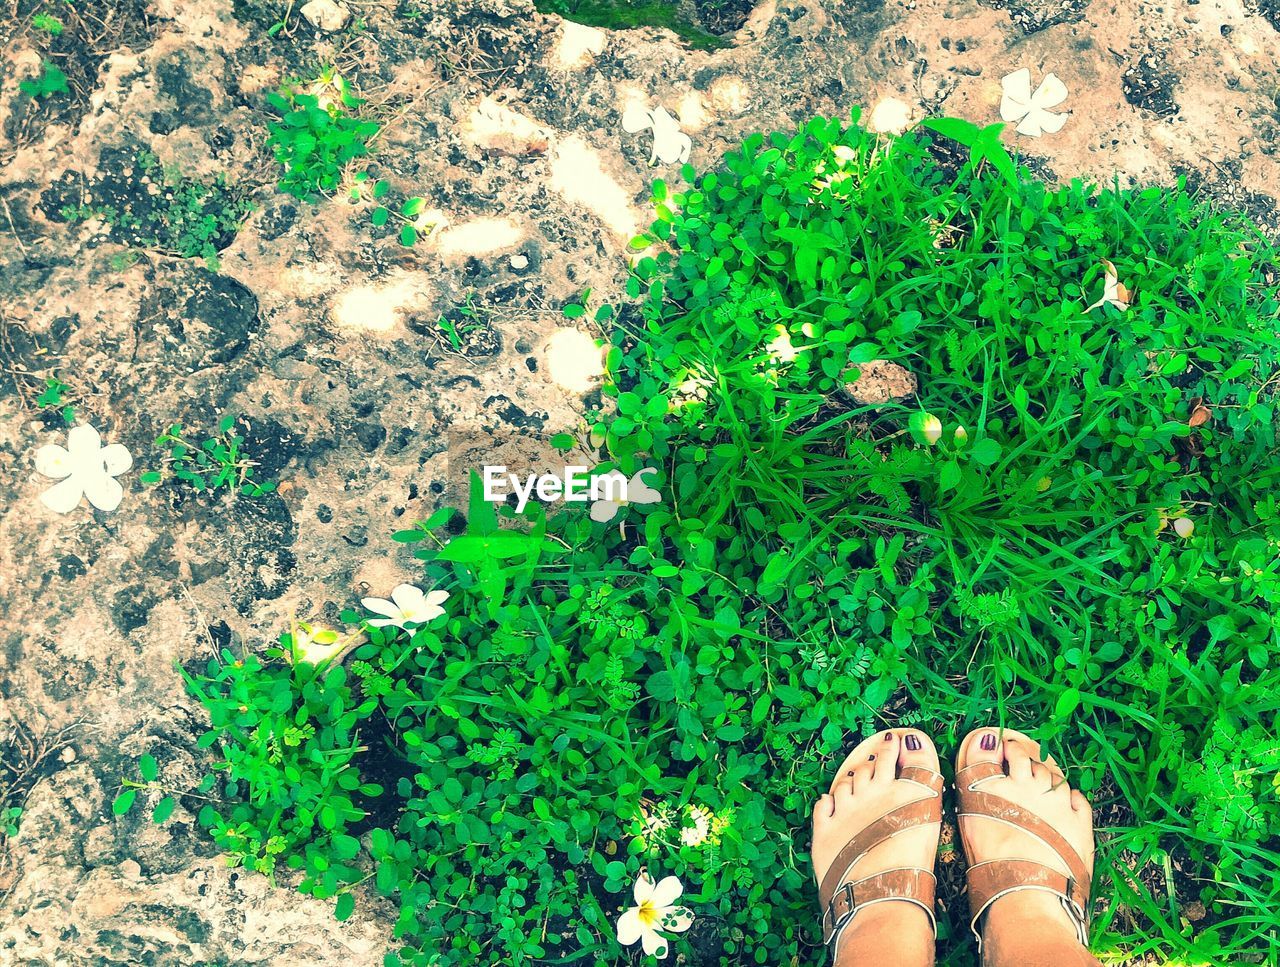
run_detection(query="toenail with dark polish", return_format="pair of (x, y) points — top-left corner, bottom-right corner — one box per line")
(884, 732), (893, 742)
(980, 733), (997, 751)
(868, 754), (876, 761)
(905, 734), (921, 751)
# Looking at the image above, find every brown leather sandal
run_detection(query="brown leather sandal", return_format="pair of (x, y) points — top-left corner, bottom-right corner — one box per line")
(816, 735), (943, 954)
(955, 729), (1092, 949)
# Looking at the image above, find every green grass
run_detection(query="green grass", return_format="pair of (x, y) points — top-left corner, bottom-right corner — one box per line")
(535, 0), (731, 50)
(129, 110), (1280, 966)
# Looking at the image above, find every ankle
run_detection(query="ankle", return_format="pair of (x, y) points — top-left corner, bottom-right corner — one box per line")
(982, 889), (1082, 950)
(835, 901), (933, 967)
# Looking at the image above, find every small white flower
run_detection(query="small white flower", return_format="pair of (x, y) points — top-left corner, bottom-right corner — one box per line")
(680, 805), (712, 847)
(867, 96), (913, 135)
(999, 68), (1068, 137)
(621, 105), (692, 166)
(1173, 517), (1194, 538)
(35, 424), (133, 513)
(766, 325), (799, 364)
(590, 468), (661, 523)
(1085, 259), (1132, 312)
(361, 583), (449, 629)
(616, 871), (693, 959)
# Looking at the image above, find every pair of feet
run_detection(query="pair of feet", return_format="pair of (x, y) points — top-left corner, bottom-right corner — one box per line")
(812, 727), (1095, 964)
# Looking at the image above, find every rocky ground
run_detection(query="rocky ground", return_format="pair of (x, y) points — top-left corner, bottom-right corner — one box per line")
(1, 0), (1278, 962)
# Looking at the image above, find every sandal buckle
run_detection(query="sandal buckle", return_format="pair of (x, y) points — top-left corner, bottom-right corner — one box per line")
(823, 882), (857, 945)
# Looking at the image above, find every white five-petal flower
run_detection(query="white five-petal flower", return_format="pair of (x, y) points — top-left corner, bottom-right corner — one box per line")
(35, 424), (133, 513)
(616, 871), (693, 959)
(999, 68), (1068, 137)
(590, 468), (661, 523)
(621, 105), (692, 166)
(361, 583), (449, 630)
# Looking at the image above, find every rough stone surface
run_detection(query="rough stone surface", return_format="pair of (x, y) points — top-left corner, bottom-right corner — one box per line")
(301, 0), (353, 31)
(843, 360), (919, 405)
(2, 0), (1280, 961)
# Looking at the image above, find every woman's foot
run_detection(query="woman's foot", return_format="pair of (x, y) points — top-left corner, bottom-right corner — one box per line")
(812, 729), (941, 966)
(955, 727), (1099, 967)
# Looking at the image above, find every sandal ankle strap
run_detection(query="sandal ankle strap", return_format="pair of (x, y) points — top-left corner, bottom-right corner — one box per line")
(822, 867), (938, 948)
(965, 863), (1090, 949)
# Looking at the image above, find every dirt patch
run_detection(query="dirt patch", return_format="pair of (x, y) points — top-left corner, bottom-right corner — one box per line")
(6, 0), (156, 155)
(978, 0), (1091, 33)
(1122, 51), (1180, 118)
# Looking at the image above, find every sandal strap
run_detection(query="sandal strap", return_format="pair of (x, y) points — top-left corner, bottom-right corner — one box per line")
(965, 859), (1090, 946)
(817, 768), (943, 945)
(822, 867), (937, 946)
(957, 769), (1092, 946)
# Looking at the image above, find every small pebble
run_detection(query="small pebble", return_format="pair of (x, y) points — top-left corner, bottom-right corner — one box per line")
(510, 254), (529, 270)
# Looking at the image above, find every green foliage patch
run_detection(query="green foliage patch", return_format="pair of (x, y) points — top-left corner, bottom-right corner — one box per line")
(141, 413), (278, 497)
(59, 151), (253, 269)
(535, 0), (730, 50)
(266, 68), (380, 200)
(18, 60), (68, 99)
(127, 111), (1280, 965)
(35, 376), (76, 426)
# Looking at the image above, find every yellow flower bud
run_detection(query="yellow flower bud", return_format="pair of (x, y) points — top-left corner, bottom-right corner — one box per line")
(1173, 517), (1194, 538)
(921, 415), (942, 445)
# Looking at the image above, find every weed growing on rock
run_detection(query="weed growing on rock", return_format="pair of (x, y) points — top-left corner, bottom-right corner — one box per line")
(348, 171), (431, 246)
(118, 631), (382, 902)
(433, 293), (488, 353)
(18, 61), (68, 99)
(141, 414), (278, 497)
(35, 377), (75, 426)
(143, 111), (1280, 965)
(30, 13), (65, 35)
(266, 67), (380, 201)
(58, 153), (253, 269)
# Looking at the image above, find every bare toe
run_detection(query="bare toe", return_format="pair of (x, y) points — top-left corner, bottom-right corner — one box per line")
(897, 728), (936, 772)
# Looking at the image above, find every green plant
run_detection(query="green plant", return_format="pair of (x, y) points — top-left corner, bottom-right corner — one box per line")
(59, 156), (253, 269)
(535, 0), (730, 50)
(149, 110), (1280, 966)
(142, 413), (278, 497)
(35, 376), (75, 425)
(434, 293), (486, 351)
(348, 172), (432, 246)
(109, 250), (141, 272)
(116, 626), (383, 912)
(266, 68), (380, 200)
(31, 13), (64, 35)
(19, 61), (68, 99)
(3, 806), (21, 838)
